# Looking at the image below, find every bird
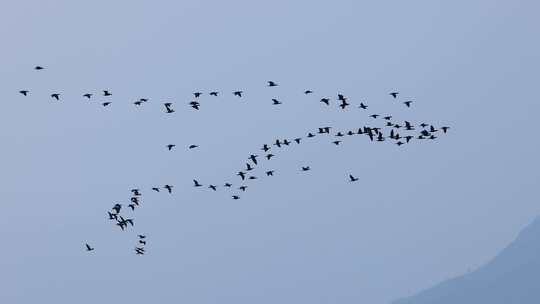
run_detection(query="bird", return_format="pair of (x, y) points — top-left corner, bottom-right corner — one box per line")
(85, 243), (94, 252)
(237, 171), (246, 180)
(128, 204), (135, 211)
(164, 185), (173, 193)
(370, 114), (379, 119)
(359, 103), (368, 109)
(130, 197), (140, 205)
(164, 103), (175, 113)
(389, 92), (399, 98)
(339, 99), (350, 109)
(82, 93), (92, 99)
(332, 140), (342, 145)
(301, 166), (311, 171)
(403, 101), (412, 107)
(112, 204), (122, 214)
(420, 123), (429, 128)
(152, 187), (160, 192)
(34, 66), (44, 70)
(103, 90), (112, 96)
(294, 138), (302, 144)
(224, 183), (232, 187)
(131, 189), (141, 196)
(239, 186), (247, 192)
(441, 126), (450, 133)
(272, 98), (282, 105)
(304, 90), (313, 94)
(338, 94), (347, 101)
(139, 240), (146, 245)
(246, 163), (254, 171)
(266, 170), (274, 176)
(274, 140), (282, 148)
(249, 154), (258, 165)
(266, 154), (275, 160)
(283, 139), (291, 146)
(233, 91), (243, 97)
(101, 102), (111, 107)
(210, 91), (219, 96)
(107, 212), (118, 220)
(19, 90), (28, 96)
(349, 174), (359, 182)
(320, 98), (330, 105)
(167, 144), (176, 151)
(261, 144), (270, 152)
(188, 144), (198, 149)
(193, 180), (202, 187)
(193, 92), (202, 98)
(248, 176), (257, 180)
(134, 101), (143, 106)
(232, 195), (240, 200)
(307, 133), (315, 138)
(135, 247), (145, 255)
(209, 185), (217, 191)
(51, 93), (60, 100)
(138, 235), (146, 239)
(383, 116), (392, 120)
(189, 101), (200, 110)
(267, 81), (278, 87)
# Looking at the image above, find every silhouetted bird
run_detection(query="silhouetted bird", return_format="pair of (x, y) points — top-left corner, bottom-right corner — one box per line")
(193, 92), (202, 98)
(210, 91), (219, 96)
(359, 103), (368, 109)
(420, 123), (429, 128)
(370, 114), (379, 119)
(224, 183), (232, 187)
(233, 91), (243, 97)
(248, 176), (257, 180)
(51, 93), (60, 100)
(232, 195), (240, 200)
(272, 98), (282, 105)
(403, 101), (412, 107)
(188, 144), (198, 149)
(239, 186), (247, 192)
(103, 90), (112, 96)
(249, 154), (258, 165)
(304, 90), (313, 94)
(302, 166), (311, 171)
(307, 133), (315, 138)
(246, 163), (254, 171)
(112, 204), (122, 214)
(152, 187), (160, 192)
(167, 144), (176, 151)
(164, 185), (173, 193)
(349, 174), (359, 182)
(209, 185), (217, 191)
(266, 154), (274, 160)
(108, 212), (118, 220)
(139, 240), (146, 245)
(441, 126), (450, 133)
(267, 81), (278, 87)
(128, 204), (135, 211)
(283, 139), (290, 145)
(164, 103), (174, 113)
(384, 116), (392, 120)
(396, 141), (404, 146)
(339, 99), (350, 109)
(294, 138), (302, 144)
(134, 101), (143, 106)
(389, 92), (399, 98)
(131, 197), (139, 205)
(19, 90), (28, 96)
(338, 94), (347, 101)
(34, 66), (44, 70)
(320, 98), (330, 105)
(262, 144), (270, 152)
(193, 180), (202, 187)
(237, 171), (246, 180)
(85, 243), (94, 251)
(274, 140), (282, 148)
(266, 170), (274, 176)
(131, 189), (141, 196)
(138, 235), (146, 239)
(102, 102), (111, 107)
(332, 140), (342, 145)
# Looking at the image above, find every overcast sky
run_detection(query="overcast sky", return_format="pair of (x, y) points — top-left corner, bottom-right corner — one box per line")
(0, 1), (539, 303)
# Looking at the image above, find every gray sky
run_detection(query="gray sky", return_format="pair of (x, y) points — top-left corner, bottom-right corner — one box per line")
(0, 1), (539, 303)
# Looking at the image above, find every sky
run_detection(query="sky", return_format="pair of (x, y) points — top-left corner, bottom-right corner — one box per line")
(0, 0), (539, 303)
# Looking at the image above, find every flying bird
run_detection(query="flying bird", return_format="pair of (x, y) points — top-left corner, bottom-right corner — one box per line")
(188, 144), (198, 149)
(210, 91), (219, 96)
(51, 93), (60, 100)
(19, 90), (28, 96)
(103, 90), (112, 96)
(249, 154), (258, 165)
(272, 98), (282, 105)
(101, 102), (111, 107)
(233, 91), (243, 97)
(359, 103), (368, 109)
(237, 171), (246, 180)
(349, 174), (359, 182)
(320, 98), (330, 105)
(403, 101), (412, 107)
(304, 90), (313, 94)
(193, 180), (202, 187)
(167, 144), (176, 151)
(209, 185), (217, 191)
(164, 185), (173, 193)
(266, 170), (274, 176)
(34, 66), (44, 70)
(83, 93), (92, 99)
(267, 81), (278, 87)
(85, 243), (94, 252)
(389, 92), (399, 98)
(301, 166), (311, 171)
(193, 92), (202, 98)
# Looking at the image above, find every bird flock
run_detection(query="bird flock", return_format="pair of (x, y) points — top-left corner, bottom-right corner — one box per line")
(19, 66), (451, 255)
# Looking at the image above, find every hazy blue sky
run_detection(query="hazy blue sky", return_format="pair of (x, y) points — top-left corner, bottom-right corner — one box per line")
(0, 1), (539, 303)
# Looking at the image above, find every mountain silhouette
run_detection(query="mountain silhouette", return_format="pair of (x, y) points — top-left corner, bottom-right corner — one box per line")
(394, 216), (540, 304)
